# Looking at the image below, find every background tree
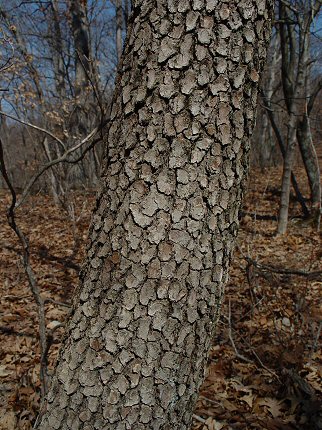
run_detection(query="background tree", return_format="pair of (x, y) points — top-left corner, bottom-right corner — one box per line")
(35, 1), (274, 429)
(256, 0), (322, 232)
(277, 0), (321, 233)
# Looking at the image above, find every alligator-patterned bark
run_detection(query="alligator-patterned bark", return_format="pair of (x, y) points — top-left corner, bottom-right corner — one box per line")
(35, 1), (273, 428)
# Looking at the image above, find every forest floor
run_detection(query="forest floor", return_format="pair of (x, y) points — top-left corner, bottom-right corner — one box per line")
(0, 165), (321, 430)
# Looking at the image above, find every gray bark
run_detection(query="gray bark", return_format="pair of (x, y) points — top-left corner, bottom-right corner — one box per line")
(35, 1), (273, 429)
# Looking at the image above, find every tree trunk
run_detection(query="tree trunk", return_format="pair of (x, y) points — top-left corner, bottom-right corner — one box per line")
(70, 0), (91, 97)
(69, 0), (92, 136)
(259, 33), (279, 168)
(276, 1), (314, 233)
(35, 1), (273, 429)
(115, 0), (123, 62)
(50, 0), (66, 98)
(277, 117), (297, 234)
(261, 91), (310, 217)
(42, 137), (61, 205)
(297, 115), (321, 220)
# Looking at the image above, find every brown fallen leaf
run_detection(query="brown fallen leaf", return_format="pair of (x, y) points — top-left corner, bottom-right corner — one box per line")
(255, 397), (284, 418)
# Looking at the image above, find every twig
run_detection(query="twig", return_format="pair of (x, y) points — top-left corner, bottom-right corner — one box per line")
(44, 298), (71, 308)
(3, 294), (31, 301)
(250, 349), (281, 381)
(0, 138), (48, 399)
(199, 395), (221, 406)
(192, 414), (206, 424)
(227, 300), (253, 364)
(224, 298), (281, 382)
(0, 30), (15, 70)
(0, 110), (66, 151)
(279, 0), (299, 15)
(16, 126), (100, 208)
(235, 296), (265, 324)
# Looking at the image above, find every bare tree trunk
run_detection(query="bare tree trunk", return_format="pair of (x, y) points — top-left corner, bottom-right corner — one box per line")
(276, 0), (315, 233)
(69, 0), (92, 137)
(49, 0), (66, 98)
(115, 0), (123, 62)
(70, 0), (91, 97)
(42, 137), (60, 204)
(260, 26), (310, 217)
(35, 1), (273, 429)
(261, 92), (309, 217)
(277, 117), (298, 234)
(297, 115), (321, 221)
(259, 33), (279, 168)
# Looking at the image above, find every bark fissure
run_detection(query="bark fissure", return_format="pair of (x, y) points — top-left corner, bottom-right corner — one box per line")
(36, 1), (273, 429)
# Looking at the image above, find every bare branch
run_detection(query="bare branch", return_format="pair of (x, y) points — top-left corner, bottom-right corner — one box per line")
(44, 298), (71, 308)
(16, 125), (101, 208)
(0, 137), (49, 399)
(227, 300), (253, 364)
(279, 0), (299, 15)
(0, 110), (66, 151)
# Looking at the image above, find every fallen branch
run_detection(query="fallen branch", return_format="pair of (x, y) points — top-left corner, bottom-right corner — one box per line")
(222, 300), (281, 382)
(244, 255), (322, 281)
(240, 211), (278, 221)
(192, 414), (206, 424)
(199, 395), (221, 406)
(226, 300), (253, 364)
